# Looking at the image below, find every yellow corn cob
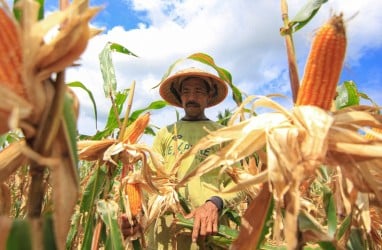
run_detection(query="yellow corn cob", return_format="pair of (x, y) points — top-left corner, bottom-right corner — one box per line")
(122, 113), (150, 144)
(296, 14), (347, 110)
(125, 182), (142, 217)
(0, 8), (27, 134)
(0, 8), (25, 98)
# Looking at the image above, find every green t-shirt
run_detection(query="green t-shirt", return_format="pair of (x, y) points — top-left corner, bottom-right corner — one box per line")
(148, 119), (240, 249)
(152, 119), (232, 207)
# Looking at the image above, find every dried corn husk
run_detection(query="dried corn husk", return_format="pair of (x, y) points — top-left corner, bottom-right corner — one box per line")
(0, 1), (101, 249)
(173, 95), (382, 249)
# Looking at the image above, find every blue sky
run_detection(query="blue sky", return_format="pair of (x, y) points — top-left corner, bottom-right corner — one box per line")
(8, 0), (382, 138)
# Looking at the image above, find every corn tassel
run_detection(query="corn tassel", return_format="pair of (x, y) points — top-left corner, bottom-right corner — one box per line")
(296, 14), (347, 110)
(125, 182), (142, 217)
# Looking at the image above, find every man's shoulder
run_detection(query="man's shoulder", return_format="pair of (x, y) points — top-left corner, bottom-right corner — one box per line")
(160, 120), (224, 132)
(203, 120), (225, 129)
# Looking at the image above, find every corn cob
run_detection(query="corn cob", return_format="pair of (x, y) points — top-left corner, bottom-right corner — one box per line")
(122, 112), (150, 144)
(121, 115), (149, 220)
(120, 114), (149, 217)
(0, 8), (27, 133)
(0, 8), (25, 98)
(296, 14), (347, 110)
(125, 181), (142, 217)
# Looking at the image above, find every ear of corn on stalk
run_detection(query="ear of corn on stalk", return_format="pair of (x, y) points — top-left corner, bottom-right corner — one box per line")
(123, 112), (150, 144)
(296, 14), (347, 110)
(0, 7), (28, 133)
(125, 181), (143, 217)
(122, 114), (150, 217)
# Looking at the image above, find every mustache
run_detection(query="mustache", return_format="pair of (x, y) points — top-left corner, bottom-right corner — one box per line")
(185, 101), (200, 107)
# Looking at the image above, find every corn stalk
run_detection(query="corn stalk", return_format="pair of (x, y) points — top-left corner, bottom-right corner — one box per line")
(0, 0), (100, 248)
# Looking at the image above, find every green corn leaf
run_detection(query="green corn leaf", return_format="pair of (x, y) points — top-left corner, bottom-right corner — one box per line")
(93, 99), (167, 139)
(154, 52), (242, 106)
(13, 0), (44, 21)
(256, 195), (274, 249)
(322, 186), (337, 237)
(99, 42), (138, 98)
(63, 91), (80, 170)
(154, 58), (185, 88)
(43, 214), (58, 250)
(175, 214), (238, 239)
(109, 42), (139, 57)
(67, 81), (98, 130)
(358, 92), (380, 109)
(129, 100), (167, 120)
(335, 81), (360, 109)
(289, 0), (328, 32)
(337, 214), (351, 240)
(298, 211), (322, 232)
(6, 219), (32, 250)
(97, 199), (124, 250)
(317, 241), (336, 250)
(347, 228), (366, 250)
(103, 90), (128, 136)
(261, 244), (287, 250)
(0, 132), (22, 148)
(80, 166), (107, 249)
(298, 211), (332, 242)
(66, 211), (81, 249)
(187, 53), (242, 106)
(81, 214), (95, 250)
(187, 53), (232, 84)
(99, 43), (118, 98)
(80, 165), (107, 213)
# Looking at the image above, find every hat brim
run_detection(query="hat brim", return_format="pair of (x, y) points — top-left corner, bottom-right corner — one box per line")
(159, 69), (228, 108)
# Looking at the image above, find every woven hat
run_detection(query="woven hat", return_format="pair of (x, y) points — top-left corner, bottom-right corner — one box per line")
(159, 68), (228, 108)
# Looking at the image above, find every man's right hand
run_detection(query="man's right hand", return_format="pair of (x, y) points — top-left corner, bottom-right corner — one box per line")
(184, 201), (219, 242)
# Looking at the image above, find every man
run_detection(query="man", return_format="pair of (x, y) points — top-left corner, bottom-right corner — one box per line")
(123, 68), (239, 249)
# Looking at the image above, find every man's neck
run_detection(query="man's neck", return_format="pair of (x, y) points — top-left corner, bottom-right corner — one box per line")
(181, 116), (210, 121)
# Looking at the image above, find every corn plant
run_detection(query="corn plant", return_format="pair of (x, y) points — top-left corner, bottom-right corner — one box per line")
(1, 0), (381, 249)
(67, 41), (168, 249)
(170, 1), (382, 249)
(0, 0), (100, 248)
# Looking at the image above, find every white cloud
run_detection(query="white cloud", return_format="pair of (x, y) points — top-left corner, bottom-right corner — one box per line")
(63, 0), (382, 138)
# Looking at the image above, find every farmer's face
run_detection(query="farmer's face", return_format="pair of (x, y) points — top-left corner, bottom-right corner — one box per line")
(180, 78), (211, 120)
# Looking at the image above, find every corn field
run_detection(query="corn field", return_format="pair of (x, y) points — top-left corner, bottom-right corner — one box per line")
(0, 0), (381, 250)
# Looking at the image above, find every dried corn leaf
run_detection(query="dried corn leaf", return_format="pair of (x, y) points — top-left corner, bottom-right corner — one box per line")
(177, 113), (288, 187)
(0, 85), (32, 134)
(179, 95), (382, 248)
(231, 184), (272, 249)
(78, 139), (115, 161)
(222, 169), (267, 194)
(49, 127), (79, 250)
(0, 183), (11, 215)
(0, 140), (28, 182)
(36, 7), (101, 79)
(15, 0), (101, 122)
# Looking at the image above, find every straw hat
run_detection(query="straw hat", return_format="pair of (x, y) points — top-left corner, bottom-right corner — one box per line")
(159, 68), (228, 108)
